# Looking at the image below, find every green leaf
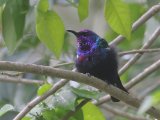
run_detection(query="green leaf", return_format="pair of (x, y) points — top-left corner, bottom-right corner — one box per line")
(53, 88), (77, 111)
(2, 0), (29, 53)
(119, 3), (146, 50)
(72, 107), (84, 120)
(36, 0), (65, 58)
(54, 108), (68, 118)
(37, 83), (52, 96)
(0, 0), (8, 6)
(105, 3), (146, 50)
(152, 90), (160, 105)
(71, 87), (100, 99)
(17, 35), (40, 51)
(78, 0), (89, 22)
(37, 0), (49, 12)
(129, 3), (146, 24)
(42, 109), (59, 120)
(81, 102), (105, 120)
(104, 0), (131, 39)
(55, 107), (83, 120)
(0, 104), (14, 117)
(22, 116), (32, 120)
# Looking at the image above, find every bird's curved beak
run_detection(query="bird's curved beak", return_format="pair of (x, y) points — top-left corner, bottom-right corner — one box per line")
(67, 30), (78, 37)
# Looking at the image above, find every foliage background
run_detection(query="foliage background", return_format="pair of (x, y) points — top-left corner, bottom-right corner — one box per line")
(0, 0), (159, 120)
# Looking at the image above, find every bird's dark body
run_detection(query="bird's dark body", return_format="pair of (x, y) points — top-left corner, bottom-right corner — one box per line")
(68, 29), (128, 102)
(76, 46), (118, 82)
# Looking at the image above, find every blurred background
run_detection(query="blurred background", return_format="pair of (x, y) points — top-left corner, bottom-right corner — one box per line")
(0, 0), (160, 119)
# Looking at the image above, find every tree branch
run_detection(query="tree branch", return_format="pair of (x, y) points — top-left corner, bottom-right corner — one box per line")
(11, 7), (160, 119)
(139, 80), (160, 99)
(3, 2), (160, 120)
(5, 5), (160, 118)
(109, 4), (160, 46)
(13, 79), (68, 120)
(119, 26), (160, 75)
(0, 75), (44, 85)
(13, 69), (77, 120)
(0, 72), (24, 77)
(125, 59), (160, 89)
(118, 48), (160, 56)
(0, 61), (156, 119)
(101, 104), (148, 120)
(93, 59), (160, 105)
(53, 62), (74, 68)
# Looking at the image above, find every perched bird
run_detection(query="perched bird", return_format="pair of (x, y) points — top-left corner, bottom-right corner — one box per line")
(67, 29), (128, 102)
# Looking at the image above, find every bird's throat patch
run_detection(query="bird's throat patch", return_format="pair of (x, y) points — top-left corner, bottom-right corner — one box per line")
(77, 55), (86, 62)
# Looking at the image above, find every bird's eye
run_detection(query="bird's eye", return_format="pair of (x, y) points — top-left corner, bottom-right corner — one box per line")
(83, 33), (88, 36)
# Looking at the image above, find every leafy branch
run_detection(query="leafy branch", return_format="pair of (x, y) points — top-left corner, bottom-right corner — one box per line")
(110, 3), (160, 46)
(119, 26), (160, 75)
(0, 61), (157, 119)
(101, 104), (147, 120)
(118, 48), (160, 56)
(0, 75), (44, 85)
(0, 1), (159, 120)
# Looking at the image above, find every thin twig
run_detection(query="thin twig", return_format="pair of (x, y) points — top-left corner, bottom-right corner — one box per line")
(0, 61), (157, 119)
(61, 99), (90, 120)
(93, 59), (160, 105)
(109, 4), (160, 46)
(125, 59), (160, 89)
(0, 75), (44, 85)
(118, 48), (160, 56)
(13, 79), (68, 120)
(13, 69), (77, 120)
(101, 104), (148, 120)
(119, 27), (160, 75)
(0, 72), (24, 77)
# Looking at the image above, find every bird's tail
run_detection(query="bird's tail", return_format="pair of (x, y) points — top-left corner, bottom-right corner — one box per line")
(111, 75), (128, 102)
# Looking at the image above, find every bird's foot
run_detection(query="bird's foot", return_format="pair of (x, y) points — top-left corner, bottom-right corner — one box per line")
(86, 73), (91, 77)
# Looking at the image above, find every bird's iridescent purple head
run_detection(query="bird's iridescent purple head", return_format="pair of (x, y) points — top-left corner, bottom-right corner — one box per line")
(67, 29), (99, 52)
